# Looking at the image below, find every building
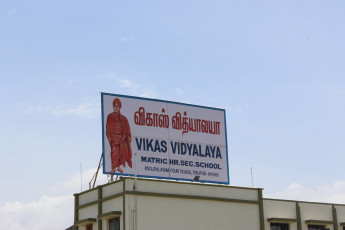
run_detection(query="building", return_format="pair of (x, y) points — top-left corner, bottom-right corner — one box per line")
(73, 177), (345, 230)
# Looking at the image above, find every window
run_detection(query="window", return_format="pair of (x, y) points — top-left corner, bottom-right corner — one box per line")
(109, 217), (120, 230)
(271, 223), (289, 230)
(86, 224), (93, 230)
(308, 225), (326, 230)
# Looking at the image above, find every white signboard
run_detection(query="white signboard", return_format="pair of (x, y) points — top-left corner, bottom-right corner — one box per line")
(101, 93), (229, 184)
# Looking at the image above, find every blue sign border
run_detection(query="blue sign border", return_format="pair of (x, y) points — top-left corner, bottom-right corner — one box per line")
(101, 92), (229, 184)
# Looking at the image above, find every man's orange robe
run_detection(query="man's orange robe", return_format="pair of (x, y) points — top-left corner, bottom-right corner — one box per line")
(106, 112), (132, 171)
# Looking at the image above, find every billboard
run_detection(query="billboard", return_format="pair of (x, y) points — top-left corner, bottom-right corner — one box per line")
(101, 93), (229, 184)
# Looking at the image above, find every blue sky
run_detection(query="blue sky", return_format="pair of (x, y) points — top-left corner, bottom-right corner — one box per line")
(1, 0), (345, 229)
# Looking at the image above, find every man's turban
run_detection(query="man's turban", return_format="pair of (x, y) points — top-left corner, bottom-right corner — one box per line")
(113, 98), (122, 108)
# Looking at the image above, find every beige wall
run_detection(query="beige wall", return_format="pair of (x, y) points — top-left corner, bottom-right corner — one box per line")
(79, 204), (98, 220)
(75, 178), (345, 230)
(263, 199), (297, 230)
(77, 180), (124, 230)
(335, 205), (345, 227)
(102, 197), (123, 214)
(264, 199), (296, 219)
(76, 178), (261, 230)
(124, 179), (260, 230)
(125, 178), (259, 201)
(79, 189), (98, 206)
(132, 196), (260, 230)
(263, 199), (345, 230)
(103, 181), (123, 197)
(299, 203), (333, 230)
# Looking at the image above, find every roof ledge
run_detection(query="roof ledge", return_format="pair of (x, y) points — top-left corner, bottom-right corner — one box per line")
(75, 218), (97, 226)
(98, 211), (122, 219)
(305, 220), (334, 225)
(267, 218), (297, 223)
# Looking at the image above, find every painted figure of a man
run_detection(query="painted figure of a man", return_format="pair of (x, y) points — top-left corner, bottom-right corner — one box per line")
(106, 98), (132, 174)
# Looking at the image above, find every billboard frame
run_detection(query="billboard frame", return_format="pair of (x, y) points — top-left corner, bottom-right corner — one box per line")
(101, 92), (229, 184)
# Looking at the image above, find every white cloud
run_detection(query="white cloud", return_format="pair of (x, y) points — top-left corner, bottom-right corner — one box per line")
(266, 181), (345, 203)
(0, 168), (112, 230)
(51, 168), (109, 195)
(0, 194), (73, 230)
(120, 34), (134, 42)
(117, 78), (157, 98)
(8, 9), (18, 16)
(138, 87), (157, 98)
(98, 72), (157, 98)
(119, 79), (134, 88)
